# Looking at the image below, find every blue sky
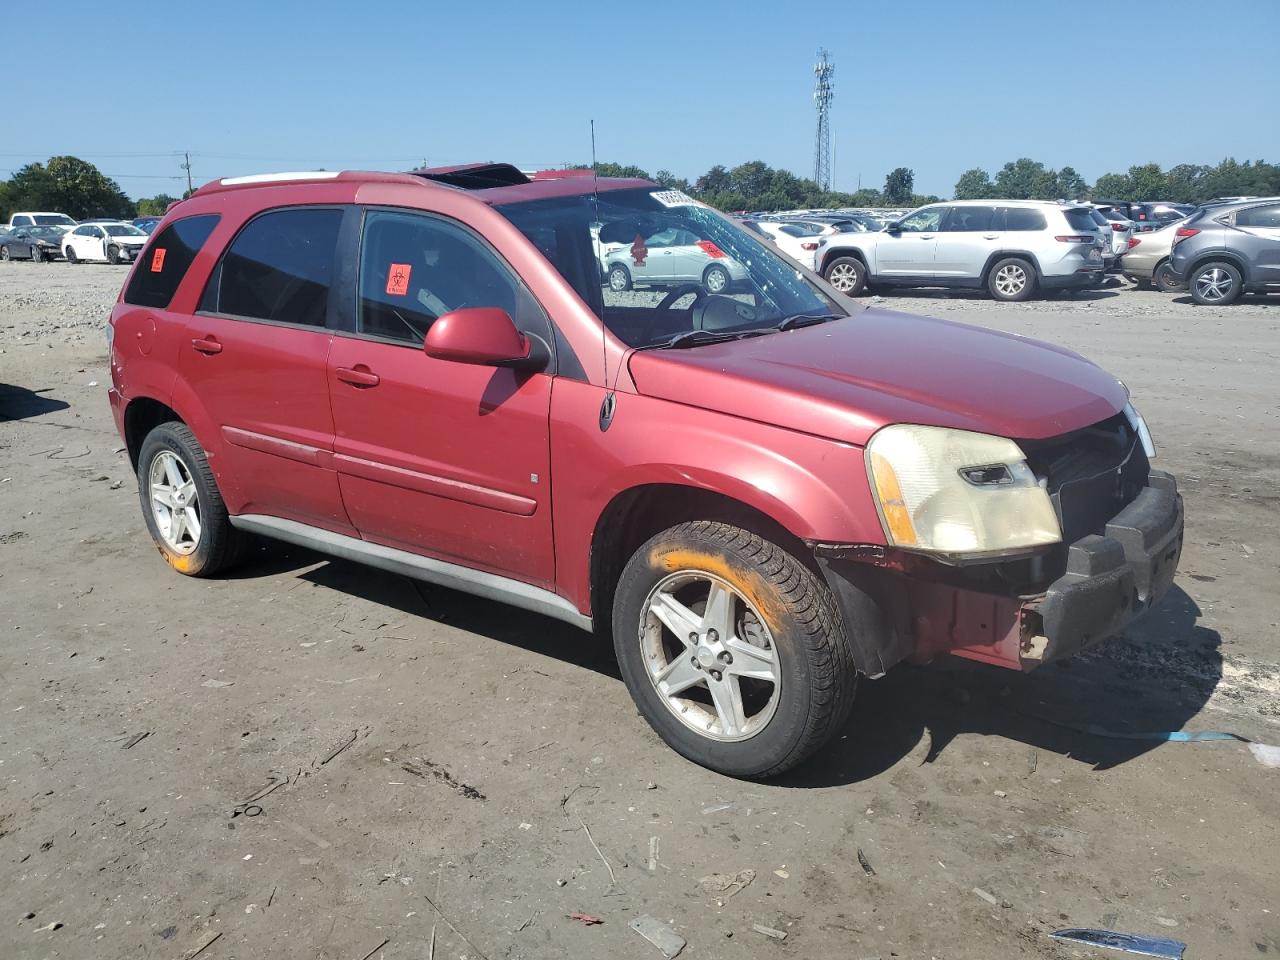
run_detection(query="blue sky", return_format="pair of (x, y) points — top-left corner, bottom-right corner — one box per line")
(5, 0), (1278, 200)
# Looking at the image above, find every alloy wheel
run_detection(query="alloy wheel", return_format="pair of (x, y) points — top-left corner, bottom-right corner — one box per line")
(828, 262), (858, 292)
(640, 570), (780, 742)
(148, 450), (202, 555)
(994, 263), (1027, 296)
(1194, 267), (1233, 303)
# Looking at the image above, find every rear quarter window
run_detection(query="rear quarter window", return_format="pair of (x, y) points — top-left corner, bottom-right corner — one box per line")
(123, 214), (221, 309)
(1063, 209), (1098, 232)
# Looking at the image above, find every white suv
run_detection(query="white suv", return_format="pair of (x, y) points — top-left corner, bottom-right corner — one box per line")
(816, 200), (1106, 301)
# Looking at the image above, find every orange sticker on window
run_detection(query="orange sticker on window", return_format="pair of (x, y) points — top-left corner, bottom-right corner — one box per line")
(386, 263), (412, 296)
(150, 248), (166, 272)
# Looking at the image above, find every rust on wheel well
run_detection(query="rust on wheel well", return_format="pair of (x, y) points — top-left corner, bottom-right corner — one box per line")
(588, 484), (814, 638)
(124, 397), (183, 471)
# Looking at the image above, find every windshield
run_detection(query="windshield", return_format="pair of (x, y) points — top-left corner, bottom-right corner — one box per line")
(497, 187), (845, 348)
(27, 226), (65, 238)
(104, 223), (145, 236)
(34, 214), (76, 226)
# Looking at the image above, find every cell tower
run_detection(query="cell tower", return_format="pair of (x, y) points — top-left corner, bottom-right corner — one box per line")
(813, 49), (835, 191)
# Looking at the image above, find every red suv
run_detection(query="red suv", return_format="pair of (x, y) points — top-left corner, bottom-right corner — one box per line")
(107, 164), (1184, 778)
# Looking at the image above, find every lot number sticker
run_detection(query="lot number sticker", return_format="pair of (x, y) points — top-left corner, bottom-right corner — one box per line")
(386, 263), (412, 296)
(150, 248), (166, 273)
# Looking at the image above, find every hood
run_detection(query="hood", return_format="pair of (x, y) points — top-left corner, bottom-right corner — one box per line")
(116, 235), (147, 245)
(627, 309), (1128, 445)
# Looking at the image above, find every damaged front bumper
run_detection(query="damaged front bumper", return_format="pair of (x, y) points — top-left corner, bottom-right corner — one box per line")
(816, 470), (1184, 677)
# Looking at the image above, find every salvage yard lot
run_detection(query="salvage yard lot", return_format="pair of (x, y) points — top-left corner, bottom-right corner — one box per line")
(1, 263), (1277, 959)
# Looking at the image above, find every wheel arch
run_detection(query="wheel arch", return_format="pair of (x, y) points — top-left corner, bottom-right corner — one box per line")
(818, 246), (869, 276)
(1187, 250), (1249, 284)
(588, 483), (819, 640)
(124, 396), (185, 471)
(980, 250), (1043, 284)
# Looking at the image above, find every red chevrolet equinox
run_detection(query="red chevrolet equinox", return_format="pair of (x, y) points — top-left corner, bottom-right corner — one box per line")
(107, 164), (1184, 778)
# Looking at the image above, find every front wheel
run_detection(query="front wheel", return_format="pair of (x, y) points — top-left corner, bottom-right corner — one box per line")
(107, 244), (121, 265)
(987, 257), (1036, 301)
(137, 422), (244, 577)
(612, 521), (857, 779)
(0, 246), (9, 261)
(823, 256), (867, 296)
(1190, 261), (1242, 305)
(65, 246), (78, 264)
(31, 245), (44, 263)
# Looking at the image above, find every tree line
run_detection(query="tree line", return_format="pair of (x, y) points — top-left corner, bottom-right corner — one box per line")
(3, 154), (1276, 225)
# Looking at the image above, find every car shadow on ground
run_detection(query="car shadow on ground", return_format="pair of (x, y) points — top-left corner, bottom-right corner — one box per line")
(0, 383), (71, 421)
(1170, 293), (1279, 307)
(778, 584), (1223, 788)
(229, 541), (1221, 786)
(863, 287), (1121, 303)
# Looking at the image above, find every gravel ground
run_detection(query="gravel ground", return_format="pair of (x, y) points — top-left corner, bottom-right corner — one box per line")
(1, 260), (1278, 960)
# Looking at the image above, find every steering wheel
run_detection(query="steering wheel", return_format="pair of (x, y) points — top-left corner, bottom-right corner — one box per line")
(655, 284), (710, 327)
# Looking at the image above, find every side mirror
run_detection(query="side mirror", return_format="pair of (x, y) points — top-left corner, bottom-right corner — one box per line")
(885, 223), (902, 234)
(424, 307), (541, 369)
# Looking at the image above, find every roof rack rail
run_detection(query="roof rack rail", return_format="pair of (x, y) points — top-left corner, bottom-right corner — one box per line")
(218, 171), (342, 186)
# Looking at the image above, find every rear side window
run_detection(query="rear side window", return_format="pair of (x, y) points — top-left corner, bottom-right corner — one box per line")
(1062, 208), (1098, 232)
(203, 208), (343, 327)
(943, 206), (998, 232)
(123, 214), (220, 309)
(1237, 204), (1280, 228)
(1003, 208), (1047, 231)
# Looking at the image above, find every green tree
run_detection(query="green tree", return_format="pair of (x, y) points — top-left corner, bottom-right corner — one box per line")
(953, 168), (993, 199)
(1091, 172), (1132, 199)
(1126, 163), (1167, 201)
(652, 170), (690, 191)
(592, 161), (650, 179)
(5, 156), (134, 219)
(694, 165), (732, 196)
(1164, 163), (1210, 203)
(993, 158), (1058, 199)
(1055, 166), (1089, 200)
(883, 167), (915, 205)
(136, 194), (179, 216)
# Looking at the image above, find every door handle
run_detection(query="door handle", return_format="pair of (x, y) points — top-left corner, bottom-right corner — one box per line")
(336, 366), (380, 388)
(919, 234), (935, 239)
(191, 336), (222, 355)
(983, 234), (1000, 239)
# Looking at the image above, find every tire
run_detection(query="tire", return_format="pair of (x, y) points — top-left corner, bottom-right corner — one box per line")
(31, 245), (44, 263)
(0, 246), (9, 261)
(107, 244), (120, 265)
(1153, 260), (1181, 293)
(65, 246), (78, 264)
(987, 257), (1037, 302)
(612, 520), (857, 779)
(823, 256), (867, 296)
(1189, 260), (1242, 305)
(607, 263), (632, 292)
(702, 263), (730, 294)
(137, 421), (244, 577)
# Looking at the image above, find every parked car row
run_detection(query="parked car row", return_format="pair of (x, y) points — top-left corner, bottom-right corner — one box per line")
(0, 215), (151, 263)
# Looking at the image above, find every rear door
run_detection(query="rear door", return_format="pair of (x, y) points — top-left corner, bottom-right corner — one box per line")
(934, 205), (1003, 279)
(179, 205), (355, 535)
(875, 206), (943, 278)
(326, 207), (556, 587)
(1234, 203), (1280, 287)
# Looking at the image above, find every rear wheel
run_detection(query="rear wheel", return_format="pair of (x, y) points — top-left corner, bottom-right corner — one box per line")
(612, 521), (857, 779)
(137, 422), (244, 577)
(702, 263), (730, 294)
(1153, 260), (1181, 293)
(987, 257), (1036, 302)
(1189, 261), (1241, 305)
(823, 256), (867, 296)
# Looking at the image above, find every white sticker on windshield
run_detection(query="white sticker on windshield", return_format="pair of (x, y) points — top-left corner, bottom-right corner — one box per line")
(650, 189), (699, 208)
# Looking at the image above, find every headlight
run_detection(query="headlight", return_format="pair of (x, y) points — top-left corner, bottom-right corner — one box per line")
(866, 424), (1061, 558)
(1123, 402), (1156, 459)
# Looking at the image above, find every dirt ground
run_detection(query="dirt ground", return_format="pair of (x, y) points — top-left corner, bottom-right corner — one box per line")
(1, 261), (1277, 960)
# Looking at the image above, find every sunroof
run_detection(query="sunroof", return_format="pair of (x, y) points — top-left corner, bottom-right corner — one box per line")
(411, 163), (531, 190)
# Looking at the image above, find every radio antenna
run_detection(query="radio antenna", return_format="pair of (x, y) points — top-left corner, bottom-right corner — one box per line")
(590, 119), (617, 431)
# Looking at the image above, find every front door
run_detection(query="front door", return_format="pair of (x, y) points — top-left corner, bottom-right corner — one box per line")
(180, 206), (354, 534)
(327, 208), (556, 588)
(876, 206), (943, 278)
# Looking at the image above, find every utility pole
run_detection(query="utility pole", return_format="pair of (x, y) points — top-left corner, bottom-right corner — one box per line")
(812, 49), (835, 192)
(182, 152), (194, 196)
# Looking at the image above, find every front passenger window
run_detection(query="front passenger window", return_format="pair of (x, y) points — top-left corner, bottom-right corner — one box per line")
(898, 208), (943, 232)
(357, 210), (521, 345)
